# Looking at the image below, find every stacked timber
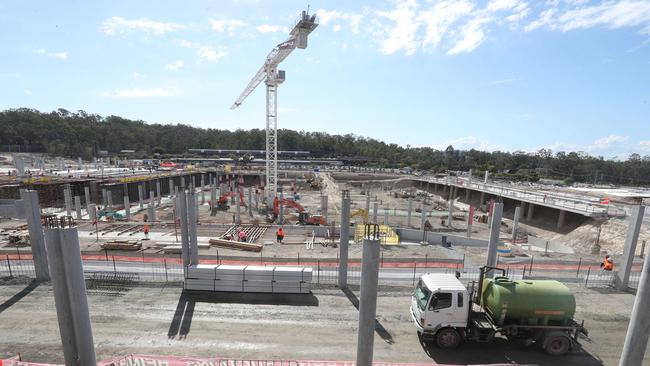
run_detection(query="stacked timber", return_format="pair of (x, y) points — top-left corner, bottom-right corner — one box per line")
(101, 240), (142, 250)
(209, 238), (263, 252)
(184, 264), (312, 293)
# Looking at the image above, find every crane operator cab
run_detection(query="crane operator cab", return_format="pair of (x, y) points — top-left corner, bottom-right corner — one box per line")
(411, 274), (469, 349)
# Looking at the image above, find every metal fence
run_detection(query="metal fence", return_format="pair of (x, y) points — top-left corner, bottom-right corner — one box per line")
(0, 257), (640, 290)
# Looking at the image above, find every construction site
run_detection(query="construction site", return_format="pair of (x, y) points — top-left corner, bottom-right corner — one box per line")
(2, 7), (650, 366)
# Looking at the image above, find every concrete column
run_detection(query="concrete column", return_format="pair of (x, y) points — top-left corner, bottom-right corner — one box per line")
(465, 188), (470, 202)
(443, 185), (448, 196)
(156, 179), (161, 206)
(210, 185), (217, 212)
(339, 190), (351, 288)
(479, 192), (485, 206)
(248, 187), (253, 217)
(219, 183), (226, 197)
(365, 195), (371, 224)
(447, 200), (454, 228)
(19, 190), (49, 281)
(84, 186), (91, 206)
(407, 197), (412, 227)
(64, 185), (73, 217)
(321, 195), (328, 224)
(124, 195), (131, 221)
(383, 209), (388, 225)
(484, 171), (489, 183)
(557, 210), (566, 229)
(44, 227), (97, 366)
(486, 203), (504, 276)
(527, 203), (535, 221)
(235, 189), (241, 225)
(511, 206), (521, 242)
(138, 184), (144, 210)
(147, 203), (156, 222)
(616, 206), (645, 290)
(178, 191), (190, 267)
(255, 189), (259, 212)
(372, 201), (378, 224)
(107, 190), (113, 211)
(149, 190), (155, 207)
(278, 187), (284, 224)
(187, 192), (199, 266)
(169, 178), (174, 197)
(356, 235), (381, 366)
(201, 184), (206, 205)
(618, 240), (650, 366)
(87, 204), (97, 223)
(180, 176), (186, 188)
(74, 196), (82, 220)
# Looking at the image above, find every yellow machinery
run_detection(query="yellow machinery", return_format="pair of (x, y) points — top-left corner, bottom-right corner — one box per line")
(350, 208), (368, 221)
(354, 224), (399, 245)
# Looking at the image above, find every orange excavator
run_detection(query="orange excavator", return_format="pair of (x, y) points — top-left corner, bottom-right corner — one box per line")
(272, 197), (326, 225)
(213, 191), (247, 211)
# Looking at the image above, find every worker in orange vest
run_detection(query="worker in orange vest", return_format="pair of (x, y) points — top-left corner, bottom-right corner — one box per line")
(276, 227), (285, 244)
(143, 224), (150, 240)
(601, 255), (614, 271)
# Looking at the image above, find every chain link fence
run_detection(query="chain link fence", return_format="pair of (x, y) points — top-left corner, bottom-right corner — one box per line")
(0, 256), (640, 290)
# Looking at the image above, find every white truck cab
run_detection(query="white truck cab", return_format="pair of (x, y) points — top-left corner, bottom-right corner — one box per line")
(410, 273), (469, 347)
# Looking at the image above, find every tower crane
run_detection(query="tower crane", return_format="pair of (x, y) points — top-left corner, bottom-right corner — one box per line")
(230, 10), (318, 206)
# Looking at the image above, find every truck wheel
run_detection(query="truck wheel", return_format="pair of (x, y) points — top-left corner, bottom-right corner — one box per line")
(436, 328), (461, 349)
(544, 334), (571, 356)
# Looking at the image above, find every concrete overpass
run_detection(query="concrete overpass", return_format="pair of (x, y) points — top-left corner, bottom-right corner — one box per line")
(414, 175), (626, 228)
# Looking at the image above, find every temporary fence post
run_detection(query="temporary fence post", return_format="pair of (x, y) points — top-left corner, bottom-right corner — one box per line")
(381, 252), (384, 268)
(141, 251), (144, 263)
(298, 252), (300, 265)
(585, 266), (591, 287)
(16, 247), (20, 260)
(164, 259), (168, 283)
(317, 260), (320, 285)
(112, 255), (116, 273)
(529, 256), (534, 276)
(577, 258), (582, 277)
(425, 254), (428, 268)
(412, 263), (417, 286)
(104, 248), (109, 261)
(6, 255), (12, 277)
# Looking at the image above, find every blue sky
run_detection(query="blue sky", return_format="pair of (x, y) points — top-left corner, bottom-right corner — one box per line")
(1, 0), (649, 158)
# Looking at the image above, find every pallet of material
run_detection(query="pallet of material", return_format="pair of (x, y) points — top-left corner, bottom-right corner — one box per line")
(184, 264), (312, 294)
(209, 238), (263, 252)
(101, 240), (142, 250)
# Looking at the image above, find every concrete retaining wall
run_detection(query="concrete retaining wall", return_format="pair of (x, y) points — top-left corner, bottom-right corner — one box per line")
(395, 227), (488, 247)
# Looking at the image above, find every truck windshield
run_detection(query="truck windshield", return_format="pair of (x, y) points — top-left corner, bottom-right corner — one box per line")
(414, 279), (431, 311)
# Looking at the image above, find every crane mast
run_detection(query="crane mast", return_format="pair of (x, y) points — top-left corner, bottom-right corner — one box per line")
(231, 10), (318, 206)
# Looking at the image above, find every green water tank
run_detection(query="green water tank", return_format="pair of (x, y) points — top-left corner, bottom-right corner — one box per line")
(482, 277), (576, 326)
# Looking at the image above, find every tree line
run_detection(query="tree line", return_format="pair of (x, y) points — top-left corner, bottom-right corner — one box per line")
(2, 108), (650, 186)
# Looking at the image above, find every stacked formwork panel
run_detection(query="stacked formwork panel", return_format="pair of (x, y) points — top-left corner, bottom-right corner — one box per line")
(184, 264), (312, 294)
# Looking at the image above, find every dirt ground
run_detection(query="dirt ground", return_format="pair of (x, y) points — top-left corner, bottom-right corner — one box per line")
(0, 278), (646, 366)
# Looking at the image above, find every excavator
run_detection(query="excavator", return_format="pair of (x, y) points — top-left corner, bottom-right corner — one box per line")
(213, 191), (247, 211)
(271, 197), (326, 225)
(350, 208), (368, 221)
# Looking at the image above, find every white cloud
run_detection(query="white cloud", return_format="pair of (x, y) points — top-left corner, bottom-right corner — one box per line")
(491, 77), (520, 84)
(131, 72), (144, 80)
(101, 87), (179, 98)
(372, 0), (531, 56)
(101, 16), (184, 36)
(256, 24), (280, 33)
(210, 19), (247, 35)
(375, 0), (420, 55)
(24, 90), (32, 96)
(434, 136), (503, 151)
(447, 16), (492, 55)
(525, 1), (650, 35)
(164, 60), (184, 71)
(35, 48), (68, 59)
(333, 24), (342, 32)
(638, 141), (650, 152)
(179, 39), (197, 48)
(592, 135), (629, 150)
(316, 9), (364, 33)
(198, 46), (228, 62)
